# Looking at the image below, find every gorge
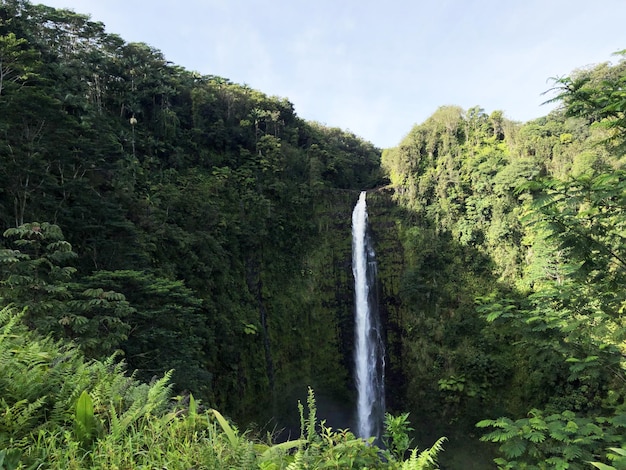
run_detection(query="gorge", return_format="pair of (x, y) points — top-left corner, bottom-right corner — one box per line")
(0, 2), (625, 467)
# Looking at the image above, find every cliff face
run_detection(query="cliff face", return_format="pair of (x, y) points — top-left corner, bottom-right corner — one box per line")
(256, 189), (359, 431)
(366, 187), (500, 466)
(261, 188), (407, 434)
(365, 188), (407, 410)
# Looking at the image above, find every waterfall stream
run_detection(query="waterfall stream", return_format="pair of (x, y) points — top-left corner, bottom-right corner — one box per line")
(352, 191), (385, 441)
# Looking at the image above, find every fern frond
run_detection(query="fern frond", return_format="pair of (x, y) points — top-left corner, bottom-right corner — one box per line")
(286, 450), (305, 470)
(111, 396), (145, 440)
(0, 306), (24, 347)
(146, 370), (174, 413)
(0, 395), (48, 445)
(403, 437), (447, 470)
(108, 402), (122, 440)
(305, 387), (317, 443)
(47, 350), (91, 425)
(401, 448), (421, 470)
(236, 441), (256, 469)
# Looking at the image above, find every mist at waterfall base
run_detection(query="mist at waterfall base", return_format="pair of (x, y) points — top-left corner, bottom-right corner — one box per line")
(352, 191), (386, 443)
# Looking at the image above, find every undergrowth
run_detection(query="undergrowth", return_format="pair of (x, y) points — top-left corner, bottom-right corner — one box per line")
(0, 305), (445, 469)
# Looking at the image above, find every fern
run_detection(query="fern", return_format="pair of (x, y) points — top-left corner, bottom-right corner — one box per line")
(145, 370), (173, 414)
(46, 351), (91, 426)
(401, 437), (447, 470)
(0, 306), (23, 348)
(0, 396), (47, 446)
(286, 450), (305, 470)
(2, 311), (453, 469)
(401, 448), (423, 470)
(236, 441), (256, 470)
(0, 307), (85, 441)
(108, 393), (148, 441)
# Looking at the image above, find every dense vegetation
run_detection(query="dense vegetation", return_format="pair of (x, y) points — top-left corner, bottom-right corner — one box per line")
(0, 305), (447, 468)
(0, 0), (383, 427)
(1, 0), (625, 468)
(380, 57), (626, 468)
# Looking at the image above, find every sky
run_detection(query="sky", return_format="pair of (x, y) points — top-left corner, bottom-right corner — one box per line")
(39, 0), (626, 148)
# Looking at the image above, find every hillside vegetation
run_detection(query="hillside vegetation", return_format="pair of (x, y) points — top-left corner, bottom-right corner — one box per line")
(1, 1), (625, 468)
(379, 59), (626, 467)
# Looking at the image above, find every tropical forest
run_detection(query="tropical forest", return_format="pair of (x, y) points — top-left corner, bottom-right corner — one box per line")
(0, 1), (625, 468)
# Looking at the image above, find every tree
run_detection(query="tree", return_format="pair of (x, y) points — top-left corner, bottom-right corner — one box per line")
(76, 269), (211, 395)
(0, 222), (133, 356)
(0, 222), (77, 327)
(546, 52), (626, 148)
(0, 31), (38, 96)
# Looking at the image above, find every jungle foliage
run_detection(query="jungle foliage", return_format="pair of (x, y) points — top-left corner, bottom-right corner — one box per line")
(0, 0), (381, 429)
(380, 54), (626, 468)
(1, 0), (626, 468)
(0, 305), (445, 469)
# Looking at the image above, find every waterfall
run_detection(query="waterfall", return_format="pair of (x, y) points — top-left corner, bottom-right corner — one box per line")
(352, 191), (385, 441)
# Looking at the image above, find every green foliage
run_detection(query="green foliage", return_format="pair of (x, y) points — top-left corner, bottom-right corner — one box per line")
(477, 409), (621, 469)
(0, 0), (387, 430)
(0, 223), (77, 310)
(383, 412), (415, 460)
(73, 269), (209, 393)
(401, 438), (447, 470)
(287, 388), (445, 469)
(376, 51), (626, 469)
(546, 52), (626, 149)
(3, 2), (626, 469)
(468, 55), (626, 469)
(211, 408), (240, 450)
(0, 309), (448, 468)
(73, 391), (95, 445)
(590, 446), (626, 470)
(0, 223), (134, 357)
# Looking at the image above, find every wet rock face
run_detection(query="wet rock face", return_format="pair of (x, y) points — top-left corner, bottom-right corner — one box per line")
(364, 188), (407, 410)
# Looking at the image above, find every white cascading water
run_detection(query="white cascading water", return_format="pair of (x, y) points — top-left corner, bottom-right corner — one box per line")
(352, 191), (385, 441)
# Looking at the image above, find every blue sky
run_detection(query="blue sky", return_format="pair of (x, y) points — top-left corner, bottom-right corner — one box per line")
(41, 0), (626, 148)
